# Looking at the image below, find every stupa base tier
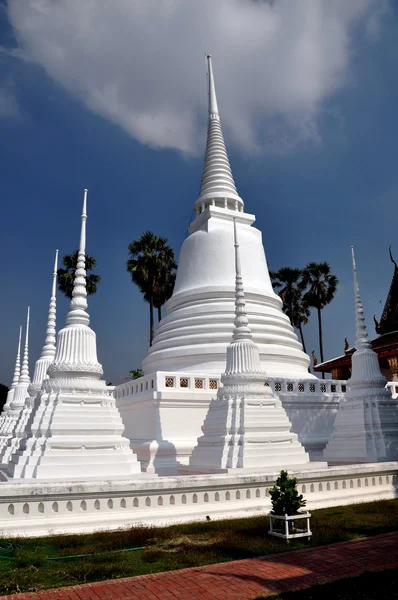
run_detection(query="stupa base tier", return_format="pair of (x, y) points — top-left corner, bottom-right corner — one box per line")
(116, 373), (347, 474)
(7, 452), (145, 480)
(323, 394), (398, 463)
(0, 462), (396, 537)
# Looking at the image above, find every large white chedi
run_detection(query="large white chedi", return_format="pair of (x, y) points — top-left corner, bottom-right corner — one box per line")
(142, 55), (310, 378)
(7, 190), (144, 480)
(323, 248), (398, 463)
(117, 56), (317, 475)
(186, 220), (310, 473)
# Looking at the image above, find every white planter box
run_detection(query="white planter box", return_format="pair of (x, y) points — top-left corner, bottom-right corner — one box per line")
(268, 511), (312, 543)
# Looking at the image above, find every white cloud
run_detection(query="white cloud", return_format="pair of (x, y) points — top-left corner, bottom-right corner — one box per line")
(0, 79), (21, 119)
(7, 0), (388, 153)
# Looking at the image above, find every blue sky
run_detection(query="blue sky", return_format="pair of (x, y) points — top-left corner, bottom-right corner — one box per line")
(1, 0), (398, 385)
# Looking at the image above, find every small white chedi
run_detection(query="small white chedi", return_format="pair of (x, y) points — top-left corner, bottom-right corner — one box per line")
(185, 219), (310, 473)
(0, 310), (30, 457)
(323, 247), (398, 463)
(7, 190), (146, 480)
(0, 251), (59, 465)
(0, 326), (22, 426)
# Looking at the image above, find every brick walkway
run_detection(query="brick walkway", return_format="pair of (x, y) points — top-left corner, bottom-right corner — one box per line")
(2, 532), (397, 600)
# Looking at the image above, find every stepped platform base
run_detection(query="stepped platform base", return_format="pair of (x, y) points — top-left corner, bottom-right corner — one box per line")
(0, 461), (396, 537)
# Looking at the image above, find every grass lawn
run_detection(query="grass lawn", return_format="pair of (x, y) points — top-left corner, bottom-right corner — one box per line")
(0, 499), (397, 595)
(255, 568), (398, 599)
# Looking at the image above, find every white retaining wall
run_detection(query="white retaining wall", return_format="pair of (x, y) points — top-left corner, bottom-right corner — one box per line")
(0, 462), (396, 538)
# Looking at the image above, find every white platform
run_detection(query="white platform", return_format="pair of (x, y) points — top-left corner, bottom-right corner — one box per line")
(0, 462), (396, 537)
(116, 373), (346, 474)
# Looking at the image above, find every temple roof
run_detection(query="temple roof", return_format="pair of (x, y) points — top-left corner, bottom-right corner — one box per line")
(374, 247), (398, 335)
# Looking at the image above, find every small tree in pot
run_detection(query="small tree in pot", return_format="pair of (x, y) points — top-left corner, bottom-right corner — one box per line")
(269, 470), (306, 516)
(268, 470), (311, 541)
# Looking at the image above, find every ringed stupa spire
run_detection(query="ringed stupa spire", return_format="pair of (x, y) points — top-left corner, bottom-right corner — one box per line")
(195, 55), (243, 215)
(224, 219), (262, 377)
(66, 188), (90, 328)
(352, 247), (372, 353)
(29, 249), (59, 395)
(5, 326), (22, 408)
(48, 189), (103, 378)
(12, 307), (31, 406)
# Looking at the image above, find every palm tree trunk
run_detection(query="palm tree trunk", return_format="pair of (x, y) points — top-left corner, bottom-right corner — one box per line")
(157, 306), (162, 323)
(298, 323), (307, 355)
(317, 307), (325, 378)
(149, 295), (155, 346)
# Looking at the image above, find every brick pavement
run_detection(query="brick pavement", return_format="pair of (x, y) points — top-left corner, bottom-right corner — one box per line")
(1, 532), (397, 600)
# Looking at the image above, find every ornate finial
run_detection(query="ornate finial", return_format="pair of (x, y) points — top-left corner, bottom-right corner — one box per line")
(206, 54), (219, 120)
(19, 307), (30, 384)
(41, 249), (59, 357)
(66, 189), (90, 327)
(232, 218), (252, 342)
(311, 350), (318, 366)
(195, 56), (243, 214)
(351, 246), (371, 351)
(10, 326), (22, 389)
(344, 337), (349, 353)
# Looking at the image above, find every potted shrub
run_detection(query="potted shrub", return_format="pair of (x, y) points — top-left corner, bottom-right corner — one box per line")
(268, 470), (311, 542)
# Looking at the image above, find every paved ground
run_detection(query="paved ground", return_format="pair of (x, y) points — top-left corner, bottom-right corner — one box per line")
(2, 532), (397, 600)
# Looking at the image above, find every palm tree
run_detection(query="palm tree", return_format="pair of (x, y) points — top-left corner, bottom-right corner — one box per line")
(301, 262), (339, 372)
(290, 292), (311, 355)
(57, 251), (101, 299)
(270, 267), (310, 354)
(127, 232), (177, 346)
(153, 271), (176, 322)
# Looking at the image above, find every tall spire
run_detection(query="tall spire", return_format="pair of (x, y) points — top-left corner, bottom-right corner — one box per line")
(351, 246), (372, 351)
(19, 307), (30, 385)
(1, 326), (22, 411)
(232, 219), (252, 342)
(224, 219), (262, 377)
(29, 249), (59, 394)
(11, 326), (22, 389)
(42, 248), (58, 357)
(66, 189), (89, 327)
(48, 188), (103, 379)
(195, 55), (243, 215)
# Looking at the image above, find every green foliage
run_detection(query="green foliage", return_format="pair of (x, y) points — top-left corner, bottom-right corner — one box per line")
(129, 368), (143, 380)
(127, 232), (177, 345)
(0, 383), (9, 413)
(57, 251), (101, 299)
(268, 470), (306, 515)
(301, 261), (339, 365)
(270, 268), (310, 354)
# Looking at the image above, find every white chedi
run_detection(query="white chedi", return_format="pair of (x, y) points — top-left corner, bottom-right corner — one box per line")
(324, 247), (398, 463)
(186, 219), (310, 473)
(0, 251), (59, 465)
(0, 310), (30, 456)
(142, 55), (311, 379)
(0, 326), (22, 429)
(8, 190), (146, 480)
